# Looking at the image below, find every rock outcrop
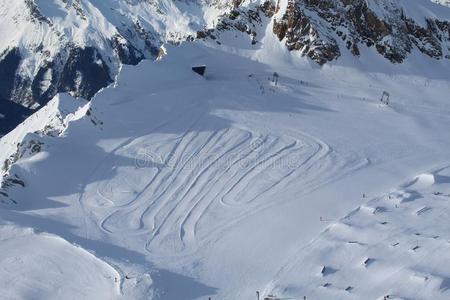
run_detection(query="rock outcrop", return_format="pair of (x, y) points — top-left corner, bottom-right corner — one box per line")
(272, 0), (450, 64)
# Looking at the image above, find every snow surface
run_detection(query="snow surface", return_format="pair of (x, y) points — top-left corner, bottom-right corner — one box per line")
(0, 223), (121, 300)
(1, 23), (450, 300)
(0, 0), (241, 85)
(267, 167), (450, 299)
(0, 94), (86, 176)
(433, 0), (450, 7)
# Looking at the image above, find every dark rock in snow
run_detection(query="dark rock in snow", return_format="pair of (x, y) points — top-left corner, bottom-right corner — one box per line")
(58, 47), (113, 100)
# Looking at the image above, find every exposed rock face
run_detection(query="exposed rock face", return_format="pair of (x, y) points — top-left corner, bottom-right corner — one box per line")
(0, 48), (23, 105)
(0, 0), (166, 136)
(58, 47), (113, 101)
(28, 46), (115, 107)
(0, 48), (34, 136)
(273, 0), (341, 65)
(0, 43), (132, 135)
(198, 6), (267, 45)
(198, 0), (449, 65)
(0, 0), (188, 136)
(197, 1), (279, 46)
(0, 0), (243, 112)
(272, 0), (450, 65)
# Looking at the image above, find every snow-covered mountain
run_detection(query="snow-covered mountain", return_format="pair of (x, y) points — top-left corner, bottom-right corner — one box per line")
(271, 0), (450, 64)
(2, 39), (450, 299)
(0, 0), (238, 135)
(1, 0), (449, 136)
(434, 0), (450, 7)
(1, 1), (450, 300)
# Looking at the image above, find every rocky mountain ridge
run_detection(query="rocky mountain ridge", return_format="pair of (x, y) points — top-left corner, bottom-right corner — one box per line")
(271, 0), (450, 65)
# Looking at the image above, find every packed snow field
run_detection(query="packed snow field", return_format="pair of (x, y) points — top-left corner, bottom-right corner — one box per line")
(1, 36), (450, 300)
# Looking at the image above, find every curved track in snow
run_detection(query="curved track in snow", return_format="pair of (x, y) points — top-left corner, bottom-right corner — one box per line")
(77, 109), (368, 257)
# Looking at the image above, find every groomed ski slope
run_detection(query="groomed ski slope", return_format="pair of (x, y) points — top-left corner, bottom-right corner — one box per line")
(1, 36), (450, 300)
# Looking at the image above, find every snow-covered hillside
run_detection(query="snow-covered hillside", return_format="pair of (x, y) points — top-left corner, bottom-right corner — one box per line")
(1, 0), (449, 137)
(0, 0), (239, 135)
(1, 28), (450, 299)
(434, 0), (450, 7)
(1, 1), (450, 300)
(267, 169), (450, 299)
(0, 224), (122, 300)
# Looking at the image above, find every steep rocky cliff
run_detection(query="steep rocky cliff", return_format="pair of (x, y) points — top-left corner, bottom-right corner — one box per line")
(272, 0), (450, 65)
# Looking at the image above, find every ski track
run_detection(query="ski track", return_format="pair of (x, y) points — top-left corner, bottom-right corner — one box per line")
(72, 69), (371, 257)
(97, 108), (206, 235)
(74, 106), (369, 258)
(78, 103), (205, 237)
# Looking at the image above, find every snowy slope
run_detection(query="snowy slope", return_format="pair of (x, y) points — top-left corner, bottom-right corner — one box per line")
(1, 34), (450, 300)
(1, 1), (450, 299)
(0, 94), (86, 178)
(0, 0), (239, 136)
(1, 0), (450, 138)
(0, 223), (121, 300)
(433, 0), (450, 7)
(267, 168), (450, 299)
(0, 0), (241, 107)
